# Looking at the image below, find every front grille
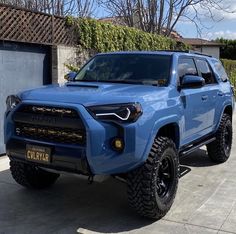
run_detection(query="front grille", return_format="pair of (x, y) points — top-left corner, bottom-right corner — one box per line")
(15, 123), (85, 145)
(13, 105), (86, 145)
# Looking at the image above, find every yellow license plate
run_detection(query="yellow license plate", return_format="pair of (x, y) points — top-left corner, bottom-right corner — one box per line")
(26, 145), (51, 163)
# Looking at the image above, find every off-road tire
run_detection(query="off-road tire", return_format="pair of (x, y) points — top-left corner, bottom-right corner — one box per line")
(10, 159), (60, 189)
(127, 136), (179, 219)
(207, 113), (233, 163)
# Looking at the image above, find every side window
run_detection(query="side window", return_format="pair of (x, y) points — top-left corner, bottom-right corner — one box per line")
(195, 59), (216, 85)
(178, 58), (198, 80)
(212, 60), (228, 82)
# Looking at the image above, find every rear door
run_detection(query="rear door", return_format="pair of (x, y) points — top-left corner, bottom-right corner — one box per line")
(194, 58), (219, 130)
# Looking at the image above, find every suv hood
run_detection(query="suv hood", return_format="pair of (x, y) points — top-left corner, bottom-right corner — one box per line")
(20, 82), (167, 106)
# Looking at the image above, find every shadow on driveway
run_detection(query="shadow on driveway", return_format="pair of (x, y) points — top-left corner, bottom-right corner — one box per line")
(0, 169), (155, 233)
(0, 148), (218, 233)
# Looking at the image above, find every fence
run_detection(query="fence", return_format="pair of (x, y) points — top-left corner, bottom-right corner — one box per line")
(0, 4), (73, 45)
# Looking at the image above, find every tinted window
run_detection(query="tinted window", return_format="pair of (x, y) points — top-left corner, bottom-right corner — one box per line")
(75, 54), (172, 86)
(211, 59), (228, 82)
(195, 59), (216, 84)
(178, 58), (198, 79)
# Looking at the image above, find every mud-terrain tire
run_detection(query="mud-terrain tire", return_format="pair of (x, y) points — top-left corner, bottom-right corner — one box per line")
(10, 159), (60, 189)
(207, 113), (233, 163)
(127, 136), (179, 219)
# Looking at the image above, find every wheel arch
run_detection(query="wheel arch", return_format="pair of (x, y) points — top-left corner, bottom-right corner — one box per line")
(156, 123), (180, 150)
(215, 104), (233, 133)
(141, 116), (181, 163)
(223, 105), (233, 120)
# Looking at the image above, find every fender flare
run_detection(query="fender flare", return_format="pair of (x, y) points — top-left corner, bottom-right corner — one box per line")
(141, 115), (180, 161)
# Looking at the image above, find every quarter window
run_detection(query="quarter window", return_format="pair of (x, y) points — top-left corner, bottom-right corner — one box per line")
(211, 59), (228, 82)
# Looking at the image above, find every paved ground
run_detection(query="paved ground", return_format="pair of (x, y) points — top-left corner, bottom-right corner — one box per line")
(1, 115), (236, 234)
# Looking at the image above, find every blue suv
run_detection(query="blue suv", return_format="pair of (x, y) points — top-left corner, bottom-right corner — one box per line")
(4, 51), (234, 219)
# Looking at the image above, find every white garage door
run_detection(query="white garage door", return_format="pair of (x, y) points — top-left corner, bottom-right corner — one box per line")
(0, 42), (50, 154)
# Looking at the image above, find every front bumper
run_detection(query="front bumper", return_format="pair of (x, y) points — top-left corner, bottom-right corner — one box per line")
(6, 138), (90, 175)
(5, 100), (150, 175)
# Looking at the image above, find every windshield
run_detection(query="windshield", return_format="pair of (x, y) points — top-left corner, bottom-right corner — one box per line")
(75, 54), (172, 86)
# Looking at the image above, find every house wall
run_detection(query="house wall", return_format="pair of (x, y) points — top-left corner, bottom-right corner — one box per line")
(194, 46), (220, 59)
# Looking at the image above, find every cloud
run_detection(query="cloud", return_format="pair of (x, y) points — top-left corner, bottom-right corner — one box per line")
(206, 30), (236, 39)
(187, 0), (236, 22)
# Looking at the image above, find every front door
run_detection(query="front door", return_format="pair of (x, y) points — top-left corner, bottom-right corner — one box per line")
(178, 57), (213, 145)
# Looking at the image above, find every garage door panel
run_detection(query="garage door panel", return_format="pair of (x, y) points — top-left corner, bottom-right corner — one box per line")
(0, 42), (50, 154)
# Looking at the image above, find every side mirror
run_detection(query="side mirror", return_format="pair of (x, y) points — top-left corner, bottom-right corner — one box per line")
(181, 75), (205, 89)
(64, 72), (77, 81)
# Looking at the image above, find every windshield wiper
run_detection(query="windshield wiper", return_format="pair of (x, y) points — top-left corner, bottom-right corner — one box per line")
(101, 80), (144, 85)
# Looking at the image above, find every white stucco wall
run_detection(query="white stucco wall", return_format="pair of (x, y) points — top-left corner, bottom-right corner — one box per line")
(52, 45), (96, 83)
(52, 45), (78, 83)
(194, 46), (220, 59)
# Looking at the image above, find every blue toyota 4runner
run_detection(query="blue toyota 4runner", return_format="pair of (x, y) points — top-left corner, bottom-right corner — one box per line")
(4, 51), (235, 219)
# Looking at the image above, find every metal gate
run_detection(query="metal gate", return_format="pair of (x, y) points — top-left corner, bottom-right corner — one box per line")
(0, 41), (51, 154)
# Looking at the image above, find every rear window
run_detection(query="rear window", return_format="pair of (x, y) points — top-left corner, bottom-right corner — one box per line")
(75, 54), (172, 86)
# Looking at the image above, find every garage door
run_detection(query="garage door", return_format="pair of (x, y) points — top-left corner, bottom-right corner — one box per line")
(0, 41), (50, 154)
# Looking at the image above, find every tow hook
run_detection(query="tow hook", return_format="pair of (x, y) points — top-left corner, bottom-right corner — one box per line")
(88, 175), (94, 184)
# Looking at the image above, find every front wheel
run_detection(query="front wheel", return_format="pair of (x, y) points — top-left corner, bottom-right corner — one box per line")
(207, 113), (233, 163)
(127, 136), (179, 219)
(10, 159), (60, 189)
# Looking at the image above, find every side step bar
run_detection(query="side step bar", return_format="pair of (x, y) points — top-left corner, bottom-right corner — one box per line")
(179, 137), (216, 157)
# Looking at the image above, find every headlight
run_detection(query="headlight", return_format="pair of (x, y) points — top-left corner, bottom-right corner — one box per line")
(87, 103), (142, 122)
(6, 95), (21, 112)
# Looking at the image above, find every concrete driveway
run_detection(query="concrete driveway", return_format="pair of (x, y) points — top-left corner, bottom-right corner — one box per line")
(0, 115), (236, 234)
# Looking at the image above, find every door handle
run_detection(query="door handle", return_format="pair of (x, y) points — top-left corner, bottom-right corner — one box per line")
(218, 91), (224, 96)
(202, 95), (208, 101)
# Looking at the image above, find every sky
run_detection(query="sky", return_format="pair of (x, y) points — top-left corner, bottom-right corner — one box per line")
(175, 0), (236, 40)
(96, 0), (236, 40)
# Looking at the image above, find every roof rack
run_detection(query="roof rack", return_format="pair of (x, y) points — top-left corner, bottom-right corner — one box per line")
(187, 50), (212, 57)
(155, 50), (212, 57)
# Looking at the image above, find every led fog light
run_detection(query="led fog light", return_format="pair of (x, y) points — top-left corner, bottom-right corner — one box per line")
(111, 138), (124, 152)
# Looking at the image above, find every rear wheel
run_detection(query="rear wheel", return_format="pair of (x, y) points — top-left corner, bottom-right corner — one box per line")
(207, 113), (233, 163)
(127, 136), (179, 219)
(10, 159), (60, 189)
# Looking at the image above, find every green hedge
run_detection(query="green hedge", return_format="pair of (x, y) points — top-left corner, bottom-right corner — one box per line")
(221, 59), (236, 89)
(216, 38), (236, 60)
(66, 17), (188, 53)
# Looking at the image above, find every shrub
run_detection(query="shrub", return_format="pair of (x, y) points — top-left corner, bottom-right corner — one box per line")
(221, 59), (236, 89)
(66, 17), (188, 53)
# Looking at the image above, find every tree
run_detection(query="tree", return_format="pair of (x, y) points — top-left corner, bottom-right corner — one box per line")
(99, 0), (234, 36)
(0, 0), (96, 17)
